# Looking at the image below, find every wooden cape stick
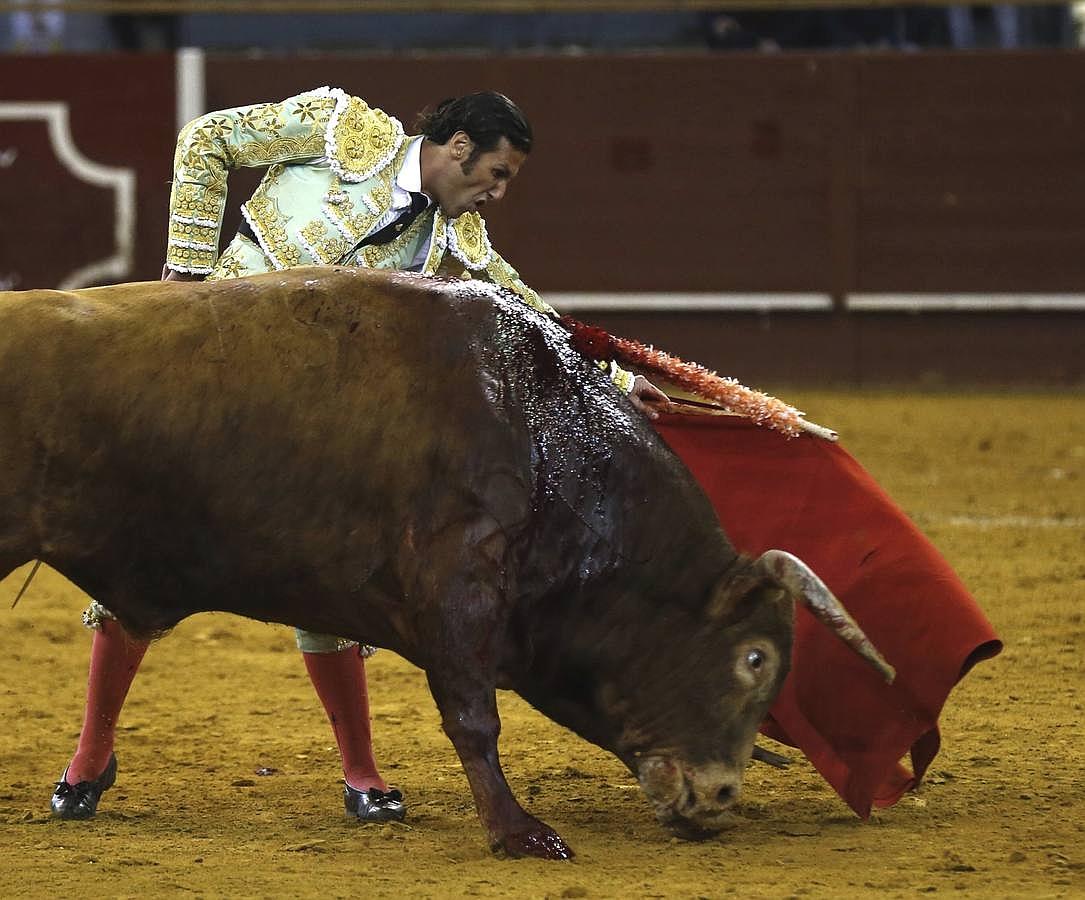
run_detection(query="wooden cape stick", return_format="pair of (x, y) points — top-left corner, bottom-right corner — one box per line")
(667, 396), (839, 442)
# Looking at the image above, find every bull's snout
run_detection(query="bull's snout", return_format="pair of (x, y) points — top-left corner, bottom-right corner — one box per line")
(637, 756), (744, 837)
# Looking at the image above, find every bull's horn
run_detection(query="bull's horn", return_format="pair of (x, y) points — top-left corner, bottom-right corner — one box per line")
(758, 549), (896, 684)
(752, 745), (791, 769)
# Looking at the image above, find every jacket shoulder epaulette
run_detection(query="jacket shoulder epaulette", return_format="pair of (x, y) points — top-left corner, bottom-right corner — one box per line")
(324, 89), (406, 184)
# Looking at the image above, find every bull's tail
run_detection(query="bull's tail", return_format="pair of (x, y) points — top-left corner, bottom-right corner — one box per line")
(8, 559), (41, 608)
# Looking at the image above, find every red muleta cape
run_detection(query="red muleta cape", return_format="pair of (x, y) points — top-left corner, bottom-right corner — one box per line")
(653, 412), (1002, 818)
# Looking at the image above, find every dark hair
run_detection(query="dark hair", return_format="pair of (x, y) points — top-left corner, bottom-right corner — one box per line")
(415, 91), (533, 155)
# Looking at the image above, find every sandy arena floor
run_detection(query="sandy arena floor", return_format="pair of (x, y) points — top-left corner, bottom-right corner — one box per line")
(1, 391), (1082, 898)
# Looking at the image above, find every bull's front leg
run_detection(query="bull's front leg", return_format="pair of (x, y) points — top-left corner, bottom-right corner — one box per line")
(409, 515), (571, 858)
(425, 669), (574, 860)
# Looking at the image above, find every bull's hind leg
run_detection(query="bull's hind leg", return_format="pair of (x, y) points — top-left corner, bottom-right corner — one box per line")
(0, 420), (42, 584)
(412, 521), (573, 860)
(0, 488), (38, 583)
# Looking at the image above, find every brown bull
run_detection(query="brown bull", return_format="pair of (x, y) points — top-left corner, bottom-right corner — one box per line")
(0, 267), (891, 858)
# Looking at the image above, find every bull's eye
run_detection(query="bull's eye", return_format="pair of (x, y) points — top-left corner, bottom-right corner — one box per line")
(735, 643), (772, 687)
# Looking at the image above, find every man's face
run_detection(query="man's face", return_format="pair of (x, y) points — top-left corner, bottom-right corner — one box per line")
(432, 134), (527, 219)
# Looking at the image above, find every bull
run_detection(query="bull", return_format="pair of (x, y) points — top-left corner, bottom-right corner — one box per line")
(0, 267), (892, 859)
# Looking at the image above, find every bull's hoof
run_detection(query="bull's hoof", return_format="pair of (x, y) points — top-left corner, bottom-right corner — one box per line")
(50, 753), (117, 820)
(494, 823), (575, 860)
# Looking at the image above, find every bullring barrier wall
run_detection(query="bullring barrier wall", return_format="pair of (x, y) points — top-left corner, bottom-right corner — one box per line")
(1, 50), (1081, 384)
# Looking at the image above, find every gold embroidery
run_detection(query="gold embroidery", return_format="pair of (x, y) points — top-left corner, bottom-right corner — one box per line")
(323, 176), (391, 244)
(166, 177), (223, 271)
(421, 209), (448, 275)
(293, 96), (336, 124)
(195, 113), (232, 143)
(167, 218), (217, 248)
(177, 109), (324, 176)
(170, 181), (224, 222)
(165, 243), (216, 273)
(172, 119), (198, 170)
(329, 96), (403, 181)
(299, 219), (350, 264)
(81, 601), (115, 630)
(325, 175), (347, 205)
(178, 115), (232, 177)
(484, 255), (555, 317)
(232, 131), (326, 167)
(207, 244), (247, 281)
(446, 213), (493, 270)
(324, 193), (369, 244)
(359, 209), (432, 270)
(168, 91), (419, 278)
(326, 135), (409, 243)
(236, 103), (282, 136)
(434, 254), (468, 279)
(244, 193), (300, 269)
(368, 182), (392, 216)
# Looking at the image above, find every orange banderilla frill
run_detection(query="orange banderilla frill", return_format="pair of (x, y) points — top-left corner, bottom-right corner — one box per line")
(559, 316), (837, 441)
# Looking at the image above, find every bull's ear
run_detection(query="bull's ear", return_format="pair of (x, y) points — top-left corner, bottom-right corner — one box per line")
(704, 563), (790, 627)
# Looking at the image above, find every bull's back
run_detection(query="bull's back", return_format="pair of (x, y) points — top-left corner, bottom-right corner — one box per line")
(153, 271), (515, 483)
(1, 269), (528, 614)
(2, 268), (721, 643)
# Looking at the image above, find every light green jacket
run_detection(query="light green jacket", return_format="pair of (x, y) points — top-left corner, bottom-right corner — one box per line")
(165, 85), (634, 392)
(165, 87), (551, 313)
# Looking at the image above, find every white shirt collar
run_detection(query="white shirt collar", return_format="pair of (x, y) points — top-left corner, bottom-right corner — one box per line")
(394, 136), (426, 203)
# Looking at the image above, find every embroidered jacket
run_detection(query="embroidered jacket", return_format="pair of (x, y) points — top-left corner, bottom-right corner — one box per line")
(165, 86), (635, 392)
(164, 86), (554, 314)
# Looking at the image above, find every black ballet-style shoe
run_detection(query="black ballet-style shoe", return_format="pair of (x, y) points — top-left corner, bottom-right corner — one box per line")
(50, 753), (117, 820)
(344, 784), (406, 823)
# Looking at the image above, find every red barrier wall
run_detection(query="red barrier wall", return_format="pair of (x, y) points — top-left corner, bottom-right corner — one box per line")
(0, 53), (175, 291)
(1, 51), (1081, 383)
(204, 51), (1085, 297)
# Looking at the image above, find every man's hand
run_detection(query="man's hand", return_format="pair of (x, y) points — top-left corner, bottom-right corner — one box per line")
(161, 265), (205, 283)
(627, 375), (672, 421)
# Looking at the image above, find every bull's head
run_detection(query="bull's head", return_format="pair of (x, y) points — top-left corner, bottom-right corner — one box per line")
(548, 550), (894, 840)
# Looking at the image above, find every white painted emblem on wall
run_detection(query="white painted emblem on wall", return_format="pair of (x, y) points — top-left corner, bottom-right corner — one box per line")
(0, 102), (135, 289)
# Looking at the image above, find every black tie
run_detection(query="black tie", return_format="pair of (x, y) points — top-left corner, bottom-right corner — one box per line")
(357, 192), (430, 248)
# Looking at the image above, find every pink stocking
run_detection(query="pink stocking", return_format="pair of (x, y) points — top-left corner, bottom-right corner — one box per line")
(303, 646), (387, 792)
(67, 618), (149, 783)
